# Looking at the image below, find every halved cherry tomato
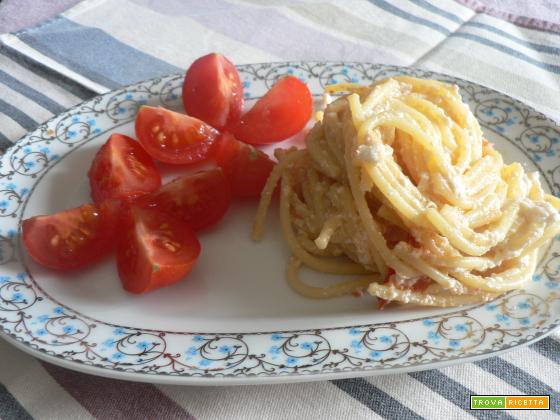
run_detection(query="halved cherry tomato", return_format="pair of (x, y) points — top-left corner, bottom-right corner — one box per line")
(117, 206), (201, 293)
(182, 53), (243, 130)
(135, 106), (219, 165)
(88, 133), (161, 203)
(22, 201), (119, 271)
(214, 132), (275, 198)
(231, 76), (313, 144)
(135, 168), (231, 231)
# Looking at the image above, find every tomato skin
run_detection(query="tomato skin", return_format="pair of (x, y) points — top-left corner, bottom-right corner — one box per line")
(117, 206), (201, 294)
(411, 277), (432, 293)
(22, 200), (120, 271)
(135, 167), (231, 231)
(214, 132), (275, 199)
(135, 106), (220, 165)
(231, 76), (313, 144)
(88, 133), (161, 203)
(182, 53), (243, 130)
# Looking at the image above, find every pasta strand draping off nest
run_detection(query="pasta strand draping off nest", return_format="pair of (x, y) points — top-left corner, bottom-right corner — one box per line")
(253, 76), (560, 308)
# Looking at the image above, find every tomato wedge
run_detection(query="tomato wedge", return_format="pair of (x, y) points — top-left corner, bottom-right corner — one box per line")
(135, 168), (231, 231)
(214, 132), (275, 198)
(135, 106), (219, 165)
(231, 76), (313, 144)
(88, 133), (161, 203)
(117, 206), (201, 293)
(182, 53), (243, 130)
(22, 201), (119, 271)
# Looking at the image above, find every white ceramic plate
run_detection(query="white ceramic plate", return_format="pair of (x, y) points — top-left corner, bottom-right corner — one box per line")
(1, 62), (559, 385)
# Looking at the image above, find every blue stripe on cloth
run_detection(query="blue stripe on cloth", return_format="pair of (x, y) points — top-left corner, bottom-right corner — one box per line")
(0, 382), (33, 420)
(465, 22), (560, 55)
(17, 17), (180, 88)
(0, 97), (38, 131)
(332, 378), (422, 419)
(367, 0), (451, 35)
(0, 70), (65, 114)
(368, 0), (560, 74)
(451, 32), (560, 74)
(407, 0), (464, 24)
(476, 357), (560, 414)
(0, 45), (96, 100)
(530, 336), (560, 364)
(409, 370), (515, 420)
(0, 132), (14, 151)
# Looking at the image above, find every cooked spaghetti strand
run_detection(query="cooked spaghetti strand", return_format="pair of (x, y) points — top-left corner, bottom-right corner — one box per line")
(254, 76), (560, 308)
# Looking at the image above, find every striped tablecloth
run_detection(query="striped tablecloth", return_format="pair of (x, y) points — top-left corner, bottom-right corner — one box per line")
(0, 1), (559, 419)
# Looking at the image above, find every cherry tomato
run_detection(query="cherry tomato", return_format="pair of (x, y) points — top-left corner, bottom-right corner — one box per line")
(117, 206), (200, 294)
(182, 53), (243, 130)
(135, 168), (231, 231)
(22, 201), (119, 271)
(214, 132), (275, 198)
(135, 106), (219, 165)
(88, 133), (161, 203)
(231, 76), (313, 144)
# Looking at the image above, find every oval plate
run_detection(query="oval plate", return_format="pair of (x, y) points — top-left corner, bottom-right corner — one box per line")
(0, 62), (559, 385)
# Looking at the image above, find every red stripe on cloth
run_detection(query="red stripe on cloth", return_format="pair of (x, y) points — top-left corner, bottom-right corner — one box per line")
(42, 362), (195, 420)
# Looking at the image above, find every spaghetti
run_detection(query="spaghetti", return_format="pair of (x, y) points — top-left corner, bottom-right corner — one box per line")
(253, 76), (560, 308)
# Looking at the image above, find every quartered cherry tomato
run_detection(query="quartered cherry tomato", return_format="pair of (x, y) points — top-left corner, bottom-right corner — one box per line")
(214, 132), (275, 198)
(135, 167), (231, 231)
(231, 76), (312, 144)
(88, 133), (161, 203)
(22, 200), (119, 270)
(135, 106), (219, 165)
(117, 206), (201, 293)
(182, 53), (243, 130)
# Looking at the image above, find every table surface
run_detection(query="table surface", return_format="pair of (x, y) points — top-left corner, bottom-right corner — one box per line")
(0, 1), (559, 419)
